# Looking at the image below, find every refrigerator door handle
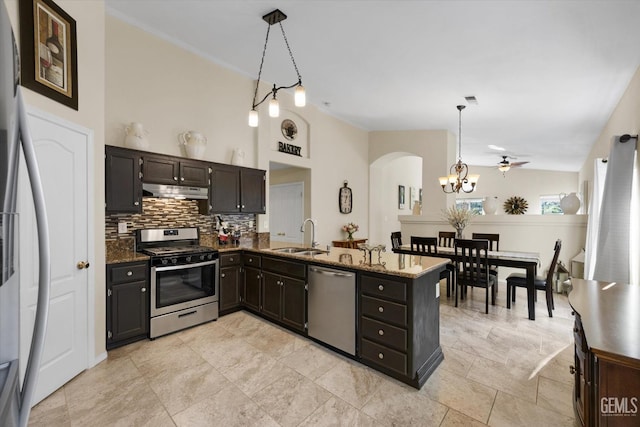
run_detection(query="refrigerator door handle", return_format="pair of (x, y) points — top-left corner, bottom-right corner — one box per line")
(17, 90), (51, 427)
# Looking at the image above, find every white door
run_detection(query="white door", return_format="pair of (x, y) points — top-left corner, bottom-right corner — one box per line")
(18, 109), (91, 405)
(270, 182), (304, 244)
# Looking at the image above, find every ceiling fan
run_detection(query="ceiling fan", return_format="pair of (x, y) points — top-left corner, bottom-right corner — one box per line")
(497, 155), (529, 173)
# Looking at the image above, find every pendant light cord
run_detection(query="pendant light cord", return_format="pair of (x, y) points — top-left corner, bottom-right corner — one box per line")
(251, 25), (271, 108)
(279, 22), (301, 81)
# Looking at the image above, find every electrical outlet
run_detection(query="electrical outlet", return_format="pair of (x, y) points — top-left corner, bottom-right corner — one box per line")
(249, 220), (254, 228)
(118, 222), (127, 234)
(263, 220), (269, 230)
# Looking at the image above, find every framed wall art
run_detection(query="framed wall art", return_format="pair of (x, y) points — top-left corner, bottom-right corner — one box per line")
(398, 185), (405, 209)
(19, 0), (78, 110)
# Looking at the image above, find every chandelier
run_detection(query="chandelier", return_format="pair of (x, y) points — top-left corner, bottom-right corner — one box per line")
(248, 9), (305, 127)
(438, 105), (479, 193)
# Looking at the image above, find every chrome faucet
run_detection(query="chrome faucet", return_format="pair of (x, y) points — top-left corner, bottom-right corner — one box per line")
(300, 218), (318, 248)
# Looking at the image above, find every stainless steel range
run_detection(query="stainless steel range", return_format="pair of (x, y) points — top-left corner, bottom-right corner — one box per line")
(136, 228), (219, 338)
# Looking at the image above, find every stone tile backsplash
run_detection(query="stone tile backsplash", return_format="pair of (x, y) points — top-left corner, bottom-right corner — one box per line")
(105, 198), (257, 240)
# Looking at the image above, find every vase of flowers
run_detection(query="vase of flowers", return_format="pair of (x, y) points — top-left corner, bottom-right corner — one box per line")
(442, 205), (476, 239)
(342, 222), (359, 241)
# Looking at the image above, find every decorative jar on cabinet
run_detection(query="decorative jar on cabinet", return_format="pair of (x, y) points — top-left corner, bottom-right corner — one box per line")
(482, 196), (498, 215)
(560, 192), (580, 214)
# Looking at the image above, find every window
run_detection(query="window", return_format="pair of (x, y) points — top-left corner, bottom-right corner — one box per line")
(456, 198), (484, 215)
(540, 195), (562, 214)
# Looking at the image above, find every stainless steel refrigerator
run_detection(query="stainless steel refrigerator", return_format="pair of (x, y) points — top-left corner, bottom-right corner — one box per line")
(0, 2), (51, 426)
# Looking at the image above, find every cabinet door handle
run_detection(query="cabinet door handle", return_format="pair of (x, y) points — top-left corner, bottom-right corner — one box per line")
(141, 287), (146, 293)
(248, 259), (253, 263)
(242, 205), (245, 209)
(134, 201), (140, 206)
(221, 273), (226, 278)
(378, 306), (384, 313)
(378, 353), (384, 360)
(127, 271), (133, 276)
(181, 177), (185, 181)
(378, 284), (384, 291)
(378, 329), (384, 336)
(236, 205), (240, 209)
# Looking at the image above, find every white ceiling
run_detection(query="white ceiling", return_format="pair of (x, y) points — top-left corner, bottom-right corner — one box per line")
(105, 0), (640, 172)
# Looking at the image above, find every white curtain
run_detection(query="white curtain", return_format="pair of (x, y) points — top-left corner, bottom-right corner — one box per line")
(593, 136), (639, 284)
(584, 159), (608, 279)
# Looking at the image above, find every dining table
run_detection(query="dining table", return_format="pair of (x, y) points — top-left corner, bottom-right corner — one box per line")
(394, 244), (541, 320)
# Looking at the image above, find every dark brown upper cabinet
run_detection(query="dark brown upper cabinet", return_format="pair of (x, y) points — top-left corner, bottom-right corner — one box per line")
(142, 154), (210, 187)
(210, 163), (265, 214)
(105, 145), (143, 214)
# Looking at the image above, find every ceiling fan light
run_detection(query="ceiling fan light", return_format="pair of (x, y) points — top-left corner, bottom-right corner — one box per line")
(295, 84), (306, 107)
(498, 164), (510, 172)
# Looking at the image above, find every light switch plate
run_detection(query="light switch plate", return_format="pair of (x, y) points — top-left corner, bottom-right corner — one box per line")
(435, 282), (440, 298)
(118, 222), (127, 234)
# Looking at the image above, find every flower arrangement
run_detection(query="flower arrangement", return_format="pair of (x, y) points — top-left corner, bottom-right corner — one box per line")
(442, 205), (476, 238)
(342, 222), (359, 240)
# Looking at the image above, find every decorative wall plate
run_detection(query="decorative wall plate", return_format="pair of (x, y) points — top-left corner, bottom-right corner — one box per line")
(281, 119), (298, 140)
(339, 181), (352, 214)
(504, 196), (528, 215)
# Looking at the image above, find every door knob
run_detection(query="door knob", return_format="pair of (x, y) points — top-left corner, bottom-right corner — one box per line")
(77, 261), (90, 269)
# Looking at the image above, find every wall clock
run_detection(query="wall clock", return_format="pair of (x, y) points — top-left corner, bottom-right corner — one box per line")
(281, 119), (298, 141)
(504, 196), (528, 215)
(339, 181), (352, 214)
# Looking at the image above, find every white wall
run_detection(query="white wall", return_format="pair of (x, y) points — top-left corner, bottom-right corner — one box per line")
(370, 155), (422, 246)
(5, 0), (107, 361)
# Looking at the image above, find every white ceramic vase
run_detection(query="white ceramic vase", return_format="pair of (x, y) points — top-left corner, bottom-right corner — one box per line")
(124, 122), (150, 150)
(560, 192), (580, 214)
(178, 131), (207, 159)
(482, 196), (498, 215)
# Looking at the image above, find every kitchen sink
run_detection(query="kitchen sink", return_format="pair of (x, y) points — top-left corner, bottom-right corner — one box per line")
(295, 249), (328, 256)
(271, 247), (307, 253)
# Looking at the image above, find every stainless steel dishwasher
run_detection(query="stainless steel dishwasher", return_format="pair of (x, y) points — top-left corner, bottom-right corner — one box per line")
(307, 265), (356, 355)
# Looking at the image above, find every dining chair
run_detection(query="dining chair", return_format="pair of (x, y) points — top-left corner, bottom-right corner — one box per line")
(506, 239), (561, 317)
(471, 233), (500, 291)
(390, 231), (403, 250)
(455, 239), (496, 314)
(410, 236), (455, 297)
(438, 231), (456, 248)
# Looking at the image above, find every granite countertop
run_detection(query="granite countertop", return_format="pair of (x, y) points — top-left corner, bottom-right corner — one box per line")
(106, 238), (149, 264)
(244, 243), (449, 279)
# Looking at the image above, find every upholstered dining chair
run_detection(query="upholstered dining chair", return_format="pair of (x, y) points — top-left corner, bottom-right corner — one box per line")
(455, 239), (496, 314)
(438, 231), (456, 248)
(410, 236), (455, 297)
(390, 231), (403, 250)
(506, 239), (562, 318)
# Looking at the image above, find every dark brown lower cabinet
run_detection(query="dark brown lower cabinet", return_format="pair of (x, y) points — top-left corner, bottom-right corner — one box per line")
(243, 266), (261, 312)
(260, 256), (306, 332)
(569, 279), (640, 427)
(219, 252), (242, 314)
(106, 261), (149, 350)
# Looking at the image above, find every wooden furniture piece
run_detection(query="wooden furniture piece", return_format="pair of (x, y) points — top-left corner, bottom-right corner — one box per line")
(219, 251), (242, 314)
(410, 236), (454, 297)
(438, 231), (455, 248)
(569, 279), (640, 426)
(506, 239), (561, 317)
(105, 145), (142, 213)
(393, 245), (540, 320)
(106, 260), (149, 349)
(332, 238), (367, 249)
(454, 239), (496, 314)
(472, 233), (500, 277)
(210, 163), (266, 214)
(390, 231), (402, 250)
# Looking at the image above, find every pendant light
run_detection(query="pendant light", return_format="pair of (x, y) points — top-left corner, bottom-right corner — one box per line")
(248, 9), (305, 127)
(438, 105), (479, 193)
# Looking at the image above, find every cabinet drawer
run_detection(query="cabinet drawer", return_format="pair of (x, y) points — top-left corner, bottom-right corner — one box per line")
(243, 253), (261, 268)
(361, 296), (407, 327)
(109, 262), (147, 284)
(361, 317), (407, 352)
(220, 252), (241, 267)
(262, 256), (306, 279)
(361, 338), (407, 376)
(361, 275), (407, 303)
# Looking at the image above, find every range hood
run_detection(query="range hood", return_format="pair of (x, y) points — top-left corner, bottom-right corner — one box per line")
(142, 183), (208, 200)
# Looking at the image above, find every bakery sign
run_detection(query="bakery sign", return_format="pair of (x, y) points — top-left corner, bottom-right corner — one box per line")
(278, 141), (302, 156)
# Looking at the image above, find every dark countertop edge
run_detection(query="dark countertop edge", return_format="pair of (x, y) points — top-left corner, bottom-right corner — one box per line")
(568, 278), (640, 364)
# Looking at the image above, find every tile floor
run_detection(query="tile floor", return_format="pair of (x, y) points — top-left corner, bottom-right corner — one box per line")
(28, 283), (577, 426)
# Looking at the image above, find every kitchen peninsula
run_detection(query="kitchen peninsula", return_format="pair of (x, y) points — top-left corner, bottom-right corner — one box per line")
(218, 243), (449, 389)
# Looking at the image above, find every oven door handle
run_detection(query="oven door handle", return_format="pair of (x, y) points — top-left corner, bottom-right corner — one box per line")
(153, 259), (218, 272)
